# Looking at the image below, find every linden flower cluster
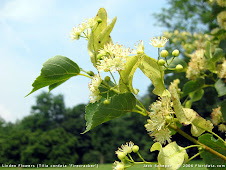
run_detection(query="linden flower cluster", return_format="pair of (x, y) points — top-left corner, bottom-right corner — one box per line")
(113, 161), (124, 170)
(211, 106), (226, 133)
(217, 11), (226, 30)
(97, 43), (134, 72)
(113, 141), (135, 170)
(88, 74), (102, 103)
(115, 141), (134, 155)
(163, 30), (211, 54)
(216, 0), (226, 7)
(208, 0), (226, 7)
(217, 60), (226, 79)
(145, 96), (174, 144)
(149, 36), (168, 48)
(70, 18), (96, 40)
(135, 40), (144, 54)
(186, 49), (207, 80)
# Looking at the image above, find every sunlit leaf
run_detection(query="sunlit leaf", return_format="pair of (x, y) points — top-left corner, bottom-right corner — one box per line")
(88, 8), (117, 67)
(139, 55), (170, 96)
(215, 79), (226, 97)
(170, 85), (187, 124)
(119, 54), (144, 94)
(150, 142), (162, 152)
(183, 108), (214, 137)
(191, 115), (213, 137)
(158, 142), (186, 170)
(205, 41), (212, 59)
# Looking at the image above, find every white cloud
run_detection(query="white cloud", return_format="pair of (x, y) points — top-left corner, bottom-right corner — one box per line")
(0, 0), (56, 22)
(0, 104), (14, 122)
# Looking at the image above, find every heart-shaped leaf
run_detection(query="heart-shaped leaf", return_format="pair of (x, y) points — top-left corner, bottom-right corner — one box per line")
(83, 93), (136, 133)
(198, 134), (226, 169)
(27, 55), (80, 96)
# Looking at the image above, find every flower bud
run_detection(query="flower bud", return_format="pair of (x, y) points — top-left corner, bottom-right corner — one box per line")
(133, 88), (139, 94)
(104, 76), (110, 82)
(116, 163), (124, 170)
(161, 50), (169, 58)
(132, 145), (139, 153)
(117, 152), (126, 160)
(103, 99), (110, 105)
(198, 146), (204, 151)
(87, 71), (94, 76)
(165, 115), (171, 122)
(176, 64), (183, 71)
(158, 59), (165, 66)
(185, 100), (192, 108)
(97, 18), (102, 23)
(172, 49), (179, 57)
(97, 53), (103, 60)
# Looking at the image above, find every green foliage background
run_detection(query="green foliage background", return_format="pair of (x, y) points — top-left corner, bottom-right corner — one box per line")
(0, 92), (154, 164)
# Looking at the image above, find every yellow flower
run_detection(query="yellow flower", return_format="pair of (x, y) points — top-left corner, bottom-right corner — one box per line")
(149, 36), (168, 48)
(217, 0), (226, 7)
(135, 40), (144, 54)
(88, 74), (102, 103)
(217, 11), (226, 30)
(97, 43), (134, 72)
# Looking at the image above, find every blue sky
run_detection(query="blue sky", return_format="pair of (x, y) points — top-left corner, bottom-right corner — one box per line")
(0, 0), (168, 122)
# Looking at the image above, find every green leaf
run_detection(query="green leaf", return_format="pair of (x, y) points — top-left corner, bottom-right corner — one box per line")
(221, 100), (226, 122)
(96, 17), (117, 50)
(183, 108), (214, 136)
(26, 55), (80, 96)
(98, 80), (116, 98)
(207, 48), (224, 71)
(139, 55), (170, 96)
(93, 8), (117, 52)
(212, 48), (224, 62)
(87, 29), (96, 66)
(182, 78), (205, 97)
(170, 85), (188, 124)
(88, 8), (107, 66)
(150, 142), (162, 152)
(119, 54), (144, 94)
(191, 115), (213, 137)
(165, 57), (187, 74)
(88, 8), (117, 67)
(189, 89), (204, 102)
(158, 142), (186, 170)
(205, 41), (212, 59)
(93, 8), (107, 42)
(215, 79), (226, 97)
(49, 78), (70, 92)
(83, 93), (136, 133)
(219, 40), (226, 54)
(185, 100), (192, 108)
(198, 134), (226, 169)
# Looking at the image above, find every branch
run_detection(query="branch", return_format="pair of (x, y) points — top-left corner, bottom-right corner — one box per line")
(169, 124), (226, 161)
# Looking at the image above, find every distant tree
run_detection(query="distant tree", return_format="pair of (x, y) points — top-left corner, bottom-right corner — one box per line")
(21, 128), (78, 164)
(154, 0), (223, 33)
(21, 92), (66, 131)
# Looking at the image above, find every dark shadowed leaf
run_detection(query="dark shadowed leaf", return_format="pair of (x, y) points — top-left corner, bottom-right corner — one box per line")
(27, 55), (80, 96)
(83, 93), (136, 133)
